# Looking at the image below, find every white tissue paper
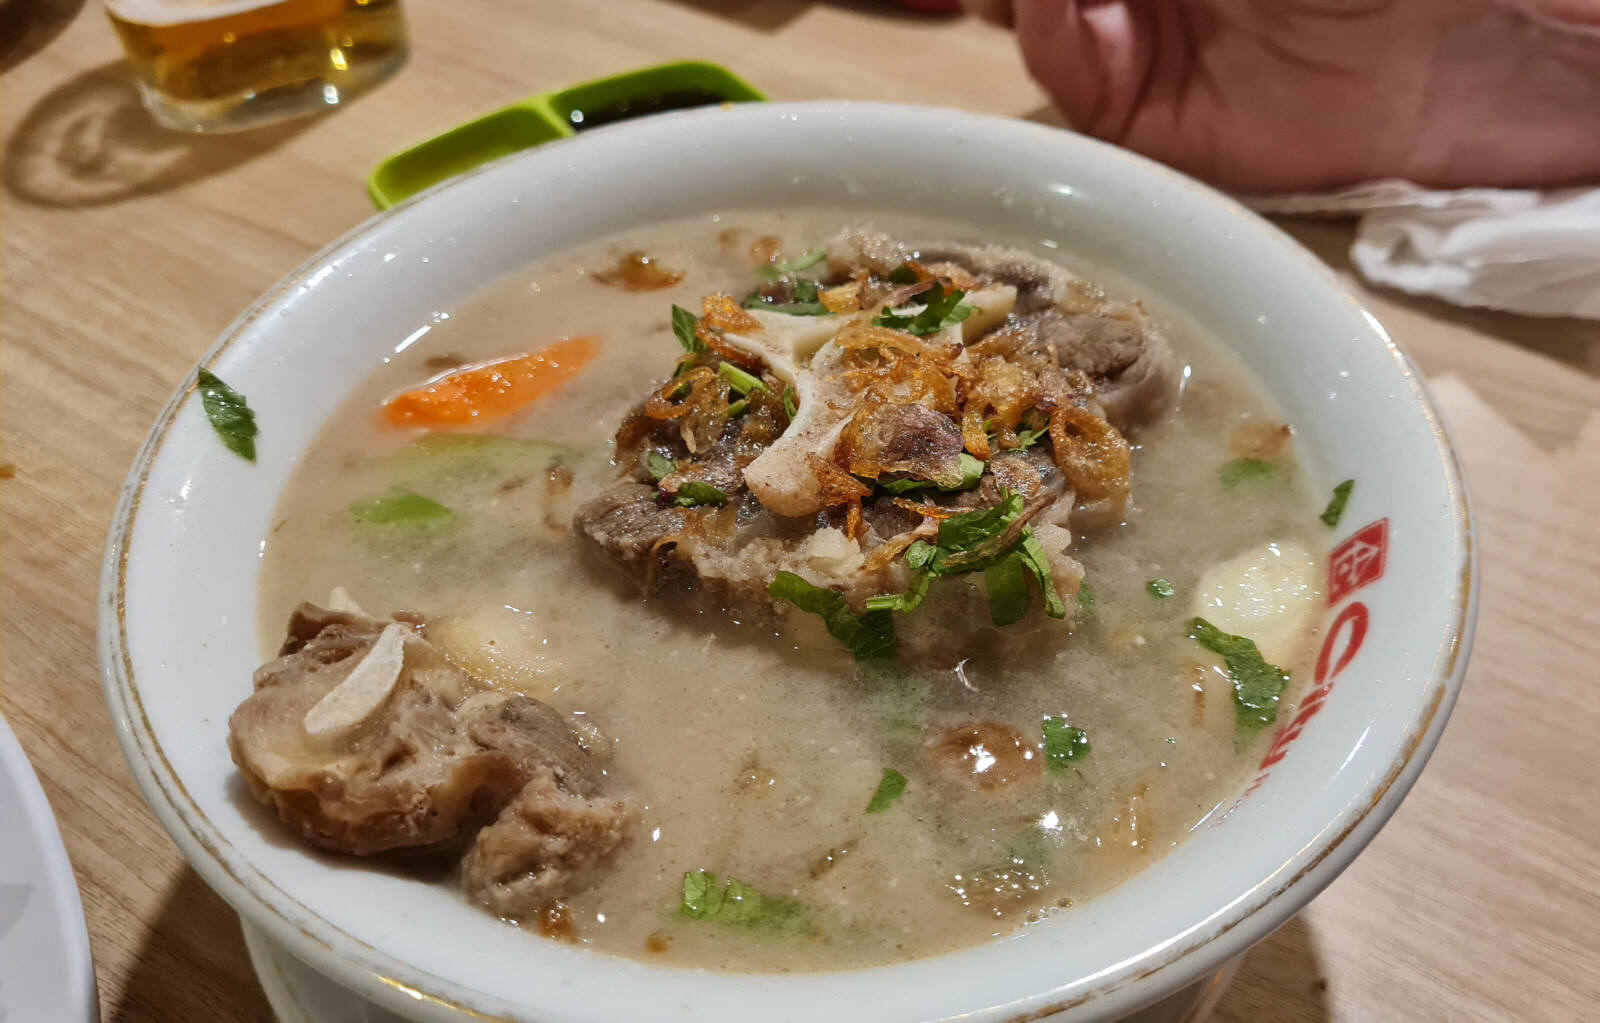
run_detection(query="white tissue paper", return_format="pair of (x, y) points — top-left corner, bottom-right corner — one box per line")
(1244, 181), (1600, 320)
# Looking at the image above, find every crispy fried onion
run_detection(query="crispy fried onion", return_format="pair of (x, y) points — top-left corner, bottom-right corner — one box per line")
(964, 348), (1043, 450)
(832, 324), (964, 415)
(703, 292), (761, 332)
(837, 350), (960, 414)
(643, 367), (710, 420)
(960, 407), (991, 460)
(845, 501), (864, 542)
(863, 521), (937, 571)
(802, 453), (871, 541)
(592, 251), (682, 291)
(833, 322), (961, 361)
(890, 498), (963, 520)
(838, 400), (965, 487)
(694, 294), (764, 369)
(820, 281), (862, 314)
(1049, 404), (1131, 502)
(805, 454), (871, 508)
(917, 260), (979, 292)
(643, 366), (734, 454)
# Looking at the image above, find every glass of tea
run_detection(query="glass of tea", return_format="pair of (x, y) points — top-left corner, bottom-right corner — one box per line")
(105, 0), (409, 132)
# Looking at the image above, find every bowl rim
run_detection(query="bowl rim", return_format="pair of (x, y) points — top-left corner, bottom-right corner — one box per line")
(98, 99), (1477, 1023)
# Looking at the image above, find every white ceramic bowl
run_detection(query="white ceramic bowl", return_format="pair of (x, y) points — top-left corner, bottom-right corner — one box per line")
(99, 101), (1475, 1023)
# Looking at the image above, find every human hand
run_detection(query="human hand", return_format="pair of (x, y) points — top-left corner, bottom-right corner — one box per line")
(971, 0), (1600, 191)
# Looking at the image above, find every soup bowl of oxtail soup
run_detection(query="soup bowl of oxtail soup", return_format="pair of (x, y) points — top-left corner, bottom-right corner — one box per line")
(101, 101), (1474, 1023)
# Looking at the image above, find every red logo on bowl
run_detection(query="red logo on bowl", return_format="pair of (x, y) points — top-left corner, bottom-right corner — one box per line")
(1257, 602), (1371, 770)
(1329, 518), (1387, 605)
(1213, 517), (1391, 824)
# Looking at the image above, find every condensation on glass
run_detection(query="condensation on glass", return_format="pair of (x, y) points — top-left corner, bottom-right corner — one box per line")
(106, 0), (408, 132)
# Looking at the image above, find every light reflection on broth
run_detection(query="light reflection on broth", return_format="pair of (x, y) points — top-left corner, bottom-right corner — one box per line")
(253, 209), (1324, 971)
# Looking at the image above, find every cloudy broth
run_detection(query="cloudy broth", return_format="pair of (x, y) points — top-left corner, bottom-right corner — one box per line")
(258, 209), (1325, 970)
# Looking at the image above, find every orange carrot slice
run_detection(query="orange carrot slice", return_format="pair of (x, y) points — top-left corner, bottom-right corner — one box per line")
(381, 335), (598, 429)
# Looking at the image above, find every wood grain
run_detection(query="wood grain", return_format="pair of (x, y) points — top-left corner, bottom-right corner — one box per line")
(2, 2), (1597, 1021)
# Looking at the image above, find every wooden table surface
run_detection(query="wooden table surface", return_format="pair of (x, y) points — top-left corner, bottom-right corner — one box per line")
(4, 2), (1598, 1021)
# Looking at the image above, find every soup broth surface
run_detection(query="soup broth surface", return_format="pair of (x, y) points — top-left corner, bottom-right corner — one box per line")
(258, 209), (1325, 971)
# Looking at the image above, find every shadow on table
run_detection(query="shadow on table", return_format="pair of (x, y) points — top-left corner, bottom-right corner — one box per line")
(4, 60), (310, 208)
(1206, 913), (1332, 1023)
(1, 0), (89, 73)
(107, 868), (272, 1023)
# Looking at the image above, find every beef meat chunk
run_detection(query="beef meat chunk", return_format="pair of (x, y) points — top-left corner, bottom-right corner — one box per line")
(919, 242), (1181, 435)
(229, 604), (606, 856)
(573, 233), (1182, 651)
(463, 767), (635, 920)
(571, 482), (688, 575)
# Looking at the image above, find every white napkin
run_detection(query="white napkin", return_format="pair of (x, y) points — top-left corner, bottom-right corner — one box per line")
(1244, 181), (1600, 320)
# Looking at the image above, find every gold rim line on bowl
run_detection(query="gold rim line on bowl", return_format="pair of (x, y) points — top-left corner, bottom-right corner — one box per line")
(98, 101), (1478, 1023)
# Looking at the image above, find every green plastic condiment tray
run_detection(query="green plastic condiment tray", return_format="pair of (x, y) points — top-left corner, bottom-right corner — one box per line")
(366, 60), (766, 209)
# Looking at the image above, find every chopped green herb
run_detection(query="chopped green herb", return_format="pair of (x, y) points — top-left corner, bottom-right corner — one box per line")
(1189, 617), (1291, 730)
(1012, 424), (1047, 451)
(905, 540), (937, 571)
(885, 264), (920, 285)
(679, 871), (805, 933)
(716, 361), (767, 396)
(769, 571), (896, 662)
(1320, 479), (1355, 527)
(647, 453), (726, 506)
(864, 572), (932, 614)
(672, 481), (728, 508)
(878, 452), (985, 494)
(195, 369), (258, 462)
(872, 282), (975, 337)
(984, 551), (1031, 626)
(881, 492), (1069, 626)
(926, 490), (1024, 573)
(725, 398), (749, 417)
(681, 869), (717, 915)
(864, 768), (908, 814)
(742, 278), (830, 316)
(1219, 457), (1276, 488)
(781, 384), (798, 420)
(647, 451), (676, 481)
(1077, 579), (1096, 617)
(757, 246), (826, 282)
(1147, 578), (1175, 598)
(1041, 717), (1090, 769)
(671, 304), (705, 354)
(865, 491), (1074, 641)
(1017, 531), (1067, 619)
(349, 491), (453, 527)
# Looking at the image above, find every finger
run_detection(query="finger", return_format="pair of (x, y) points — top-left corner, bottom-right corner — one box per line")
(1012, 1), (1153, 138)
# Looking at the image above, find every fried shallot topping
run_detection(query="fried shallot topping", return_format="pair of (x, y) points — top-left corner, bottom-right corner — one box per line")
(1049, 404), (1131, 503)
(929, 721), (1042, 791)
(592, 251), (683, 291)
